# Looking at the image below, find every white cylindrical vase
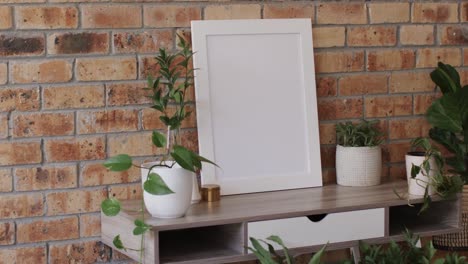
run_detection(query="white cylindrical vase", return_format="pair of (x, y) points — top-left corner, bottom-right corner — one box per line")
(141, 162), (193, 218)
(336, 145), (382, 187)
(405, 152), (436, 196)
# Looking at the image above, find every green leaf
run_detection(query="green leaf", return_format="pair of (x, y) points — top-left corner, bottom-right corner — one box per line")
(143, 173), (174, 195)
(308, 244), (327, 264)
(267, 236), (292, 264)
(101, 198), (121, 216)
(103, 154), (132, 172)
(430, 63), (460, 94)
(152, 131), (167, 148)
(171, 145), (195, 172)
(418, 187), (432, 215)
(113, 235), (125, 250)
(411, 164), (421, 179)
(133, 226), (149, 235)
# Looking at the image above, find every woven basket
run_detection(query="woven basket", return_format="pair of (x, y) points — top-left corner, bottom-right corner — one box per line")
(433, 185), (468, 250)
(336, 145), (382, 186)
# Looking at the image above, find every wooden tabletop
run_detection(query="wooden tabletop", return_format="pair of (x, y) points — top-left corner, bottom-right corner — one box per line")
(118, 180), (448, 231)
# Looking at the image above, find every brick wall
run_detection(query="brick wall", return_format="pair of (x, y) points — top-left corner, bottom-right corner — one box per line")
(0, 0), (467, 263)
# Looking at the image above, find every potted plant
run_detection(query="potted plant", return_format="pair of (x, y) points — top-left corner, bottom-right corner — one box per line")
(335, 120), (384, 186)
(424, 62), (468, 249)
(100, 35), (216, 261)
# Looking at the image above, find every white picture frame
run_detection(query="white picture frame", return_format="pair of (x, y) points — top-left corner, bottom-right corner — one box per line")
(191, 19), (322, 195)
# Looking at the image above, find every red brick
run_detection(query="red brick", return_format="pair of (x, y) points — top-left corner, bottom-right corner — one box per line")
(412, 3), (458, 23)
(339, 74), (388, 96)
(400, 25), (434, 45)
(2, 0), (44, 2)
(389, 118), (431, 140)
(142, 106), (196, 130)
(389, 71), (435, 93)
(49, 240), (111, 264)
(45, 136), (105, 162)
(315, 51), (364, 73)
(0, 63), (6, 84)
(47, 32), (109, 55)
(81, 162), (140, 187)
(0, 7), (12, 29)
(320, 146), (336, 168)
(114, 30), (173, 53)
(322, 169), (336, 185)
(0, 87), (39, 112)
(145, 5), (201, 27)
(416, 48), (461, 68)
(204, 5), (260, 20)
(312, 27), (345, 48)
(76, 57), (137, 81)
(82, 5), (141, 28)
(43, 84), (105, 109)
(367, 50), (415, 71)
(317, 3), (366, 24)
(0, 193), (43, 219)
(108, 132), (165, 157)
(368, 3), (409, 23)
(16, 6), (78, 29)
(0, 247), (46, 264)
(0, 114), (7, 139)
(463, 3), (468, 22)
(15, 166), (77, 191)
(11, 60), (72, 84)
(0, 34), (45, 57)
(317, 98), (363, 120)
(365, 95), (412, 118)
(0, 169), (12, 192)
(17, 217), (78, 243)
(263, 4), (314, 19)
(0, 142), (42, 166)
(109, 183), (142, 200)
(383, 141), (411, 163)
(414, 94), (439, 115)
(389, 165), (406, 181)
(316, 77), (337, 97)
(348, 26), (396, 47)
(80, 214), (101, 237)
(439, 25), (468, 46)
(77, 109), (138, 134)
(0, 222), (15, 245)
(106, 82), (149, 106)
(13, 112), (74, 137)
(46, 189), (107, 215)
(319, 123), (336, 145)
(465, 49), (468, 66)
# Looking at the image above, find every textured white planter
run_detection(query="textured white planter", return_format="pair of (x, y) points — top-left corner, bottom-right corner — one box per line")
(141, 163), (193, 218)
(405, 152), (436, 196)
(336, 145), (382, 186)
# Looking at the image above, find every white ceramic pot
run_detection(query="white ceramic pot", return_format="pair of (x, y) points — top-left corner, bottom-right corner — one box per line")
(141, 162), (194, 218)
(336, 145), (382, 186)
(405, 152), (436, 196)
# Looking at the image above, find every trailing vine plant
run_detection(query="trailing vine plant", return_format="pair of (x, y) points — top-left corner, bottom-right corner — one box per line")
(100, 35), (216, 264)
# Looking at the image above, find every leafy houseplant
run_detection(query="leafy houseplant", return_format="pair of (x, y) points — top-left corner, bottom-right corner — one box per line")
(427, 62), (468, 181)
(426, 62), (468, 249)
(335, 120), (384, 186)
(397, 138), (463, 215)
(100, 35), (216, 262)
(251, 230), (466, 264)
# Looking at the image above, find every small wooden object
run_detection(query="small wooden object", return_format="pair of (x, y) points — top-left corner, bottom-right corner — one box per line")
(201, 184), (220, 202)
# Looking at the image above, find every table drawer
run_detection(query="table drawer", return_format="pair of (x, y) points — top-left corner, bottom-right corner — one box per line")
(248, 208), (385, 249)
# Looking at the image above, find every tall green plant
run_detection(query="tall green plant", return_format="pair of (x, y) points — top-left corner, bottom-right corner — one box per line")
(427, 62), (468, 181)
(100, 35), (216, 263)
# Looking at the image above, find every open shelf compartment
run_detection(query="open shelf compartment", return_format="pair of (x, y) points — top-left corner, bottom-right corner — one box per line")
(158, 223), (246, 263)
(389, 198), (460, 237)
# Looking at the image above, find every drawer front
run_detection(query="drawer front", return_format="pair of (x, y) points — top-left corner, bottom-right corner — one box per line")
(248, 208), (385, 249)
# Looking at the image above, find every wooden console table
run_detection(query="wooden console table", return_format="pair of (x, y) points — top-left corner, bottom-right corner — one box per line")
(101, 180), (461, 264)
